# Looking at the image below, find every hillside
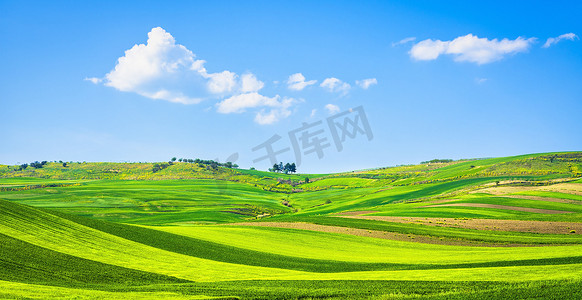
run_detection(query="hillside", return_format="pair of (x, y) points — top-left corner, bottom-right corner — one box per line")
(1, 151), (582, 299)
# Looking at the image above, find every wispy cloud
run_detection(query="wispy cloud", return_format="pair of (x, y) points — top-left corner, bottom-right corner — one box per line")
(84, 77), (102, 84)
(409, 34), (536, 64)
(475, 78), (488, 84)
(324, 104), (340, 114)
(356, 78), (377, 89)
(321, 77), (350, 95)
(286, 73), (317, 91)
(392, 37), (416, 47)
(543, 33), (578, 48)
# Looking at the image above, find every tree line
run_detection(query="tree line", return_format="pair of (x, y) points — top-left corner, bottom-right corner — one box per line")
(269, 162), (297, 174)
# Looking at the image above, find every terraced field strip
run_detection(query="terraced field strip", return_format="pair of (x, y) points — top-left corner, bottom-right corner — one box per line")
(0, 200), (310, 282)
(502, 195), (582, 204)
(227, 222), (498, 246)
(339, 216), (582, 234)
(424, 203), (575, 214)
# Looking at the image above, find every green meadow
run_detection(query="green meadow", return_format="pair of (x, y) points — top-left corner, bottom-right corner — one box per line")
(1, 152), (582, 299)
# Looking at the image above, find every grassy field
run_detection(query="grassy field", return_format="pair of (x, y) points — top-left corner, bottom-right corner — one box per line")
(1, 151), (582, 299)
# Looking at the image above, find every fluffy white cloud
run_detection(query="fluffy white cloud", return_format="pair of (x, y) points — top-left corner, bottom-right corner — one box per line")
(216, 92), (295, 124)
(324, 104), (340, 114)
(287, 73), (317, 91)
(392, 37), (416, 47)
(409, 34), (536, 64)
(205, 70), (237, 94)
(94, 27), (266, 104)
(320, 77), (350, 94)
(543, 33), (578, 48)
(255, 107), (293, 125)
(240, 73), (265, 93)
(356, 78), (377, 89)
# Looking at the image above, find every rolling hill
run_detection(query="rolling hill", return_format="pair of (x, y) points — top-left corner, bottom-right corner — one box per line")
(1, 151), (582, 299)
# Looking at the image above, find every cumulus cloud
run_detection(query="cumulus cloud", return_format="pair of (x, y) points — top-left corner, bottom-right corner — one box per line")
(320, 77), (350, 94)
(93, 27), (269, 105)
(287, 73), (317, 91)
(356, 78), (377, 89)
(216, 92), (295, 125)
(240, 73), (265, 93)
(392, 37), (416, 47)
(409, 34), (536, 64)
(543, 33), (578, 48)
(324, 104), (340, 114)
(89, 27), (300, 124)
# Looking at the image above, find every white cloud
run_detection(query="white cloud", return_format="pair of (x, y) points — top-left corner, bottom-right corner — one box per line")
(392, 37), (416, 47)
(310, 109), (317, 118)
(320, 77), (350, 94)
(216, 92), (295, 124)
(255, 107), (292, 125)
(240, 73), (264, 93)
(356, 78), (377, 89)
(543, 33), (578, 48)
(475, 78), (488, 84)
(409, 34), (536, 64)
(95, 27), (266, 105)
(287, 73), (317, 91)
(84, 77), (102, 84)
(205, 70), (237, 94)
(324, 104), (340, 114)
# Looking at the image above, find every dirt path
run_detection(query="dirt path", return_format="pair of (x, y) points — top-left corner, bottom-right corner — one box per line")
(339, 215), (582, 235)
(502, 195), (582, 205)
(423, 203), (574, 214)
(228, 222), (545, 247)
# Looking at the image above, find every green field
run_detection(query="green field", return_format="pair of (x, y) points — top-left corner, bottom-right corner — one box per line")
(1, 152), (582, 299)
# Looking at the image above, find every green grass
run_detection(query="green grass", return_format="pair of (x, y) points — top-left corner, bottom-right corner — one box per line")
(0, 232), (187, 288)
(1, 151), (582, 298)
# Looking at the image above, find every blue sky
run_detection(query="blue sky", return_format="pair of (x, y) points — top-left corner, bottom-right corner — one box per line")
(1, 0), (581, 173)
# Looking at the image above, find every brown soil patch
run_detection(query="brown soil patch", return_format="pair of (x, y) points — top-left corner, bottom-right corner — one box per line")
(335, 210), (379, 216)
(340, 215), (582, 235)
(503, 195), (582, 205)
(424, 203), (574, 214)
(473, 182), (582, 196)
(228, 222), (539, 247)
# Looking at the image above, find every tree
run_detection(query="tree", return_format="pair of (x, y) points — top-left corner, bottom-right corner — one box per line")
(272, 163), (280, 173)
(30, 161), (44, 169)
(305, 177), (309, 183)
(289, 163), (296, 173)
(171, 157), (177, 162)
(19, 163), (28, 171)
(178, 158), (183, 162)
(284, 163), (292, 174)
(62, 162), (67, 167)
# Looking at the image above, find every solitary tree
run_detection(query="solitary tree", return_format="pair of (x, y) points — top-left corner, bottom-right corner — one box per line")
(171, 157), (177, 162)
